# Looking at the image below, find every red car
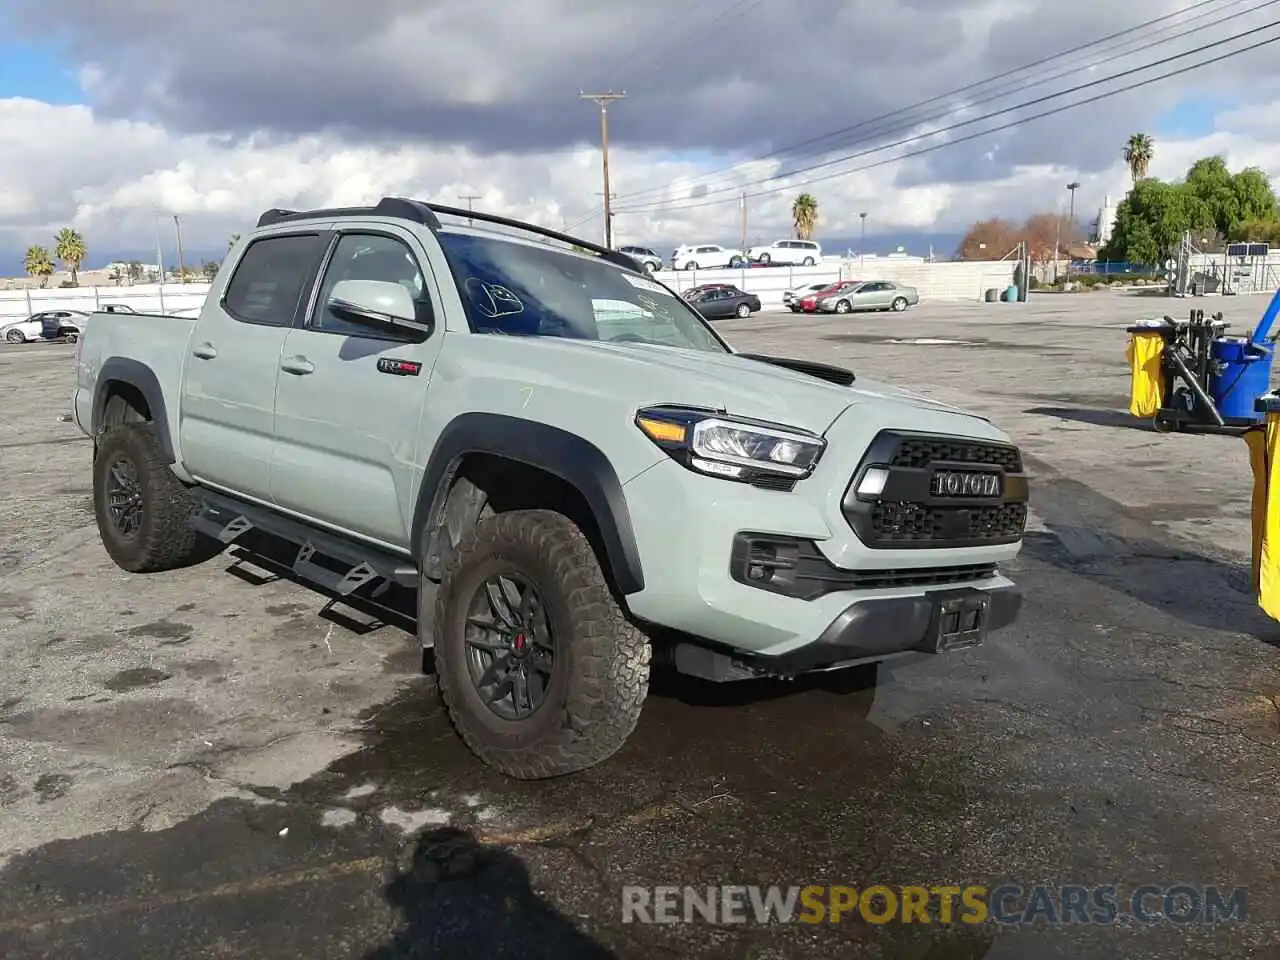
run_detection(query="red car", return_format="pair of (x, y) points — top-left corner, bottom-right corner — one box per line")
(798, 280), (860, 313)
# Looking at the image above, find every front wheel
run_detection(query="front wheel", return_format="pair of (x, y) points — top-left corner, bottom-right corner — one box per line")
(432, 509), (651, 779)
(5, 329), (24, 343)
(758, 253), (771, 265)
(891, 297), (908, 311)
(684, 261), (699, 271)
(736, 302), (751, 318)
(835, 299), (851, 314)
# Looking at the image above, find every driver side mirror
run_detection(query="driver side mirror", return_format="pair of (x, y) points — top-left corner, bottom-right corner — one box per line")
(328, 279), (433, 337)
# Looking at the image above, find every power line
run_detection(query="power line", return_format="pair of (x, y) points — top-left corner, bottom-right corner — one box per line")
(615, 19), (1280, 215)
(610, 0), (1258, 208)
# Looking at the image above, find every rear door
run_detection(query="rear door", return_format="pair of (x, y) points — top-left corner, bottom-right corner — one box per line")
(178, 231), (329, 501)
(269, 224), (447, 548)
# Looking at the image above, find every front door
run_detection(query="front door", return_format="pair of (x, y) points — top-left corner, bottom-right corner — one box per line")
(269, 226), (446, 549)
(178, 231), (330, 502)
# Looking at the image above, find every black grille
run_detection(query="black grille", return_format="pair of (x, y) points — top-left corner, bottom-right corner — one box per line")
(890, 437), (1023, 472)
(844, 430), (1030, 550)
(870, 501), (1028, 544)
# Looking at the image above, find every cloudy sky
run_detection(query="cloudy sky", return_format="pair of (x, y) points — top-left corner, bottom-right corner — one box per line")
(1, 0), (1279, 266)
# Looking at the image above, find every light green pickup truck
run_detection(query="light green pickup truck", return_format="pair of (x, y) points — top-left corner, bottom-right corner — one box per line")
(71, 198), (1029, 779)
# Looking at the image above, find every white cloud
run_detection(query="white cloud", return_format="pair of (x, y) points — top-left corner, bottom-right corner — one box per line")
(1, 94), (1279, 265)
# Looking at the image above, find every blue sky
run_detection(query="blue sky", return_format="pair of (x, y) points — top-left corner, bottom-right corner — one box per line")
(1154, 93), (1235, 140)
(0, 37), (81, 103)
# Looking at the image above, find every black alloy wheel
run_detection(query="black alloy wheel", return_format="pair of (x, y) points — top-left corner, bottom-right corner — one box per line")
(464, 572), (555, 721)
(105, 455), (144, 539)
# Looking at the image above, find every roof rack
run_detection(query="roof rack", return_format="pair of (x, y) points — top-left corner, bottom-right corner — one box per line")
(256, 196), (441, 230)
(422, 202), (641, 272)
(254, 196), (641, 273)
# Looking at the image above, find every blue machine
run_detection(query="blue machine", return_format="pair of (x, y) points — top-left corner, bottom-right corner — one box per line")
(1134, 288), (1280, 434)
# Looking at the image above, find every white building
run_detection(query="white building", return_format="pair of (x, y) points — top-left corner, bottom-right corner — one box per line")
(1094, 195), (1117, 246)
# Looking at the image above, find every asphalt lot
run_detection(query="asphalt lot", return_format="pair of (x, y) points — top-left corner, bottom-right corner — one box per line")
(2, 290), (1279, 959)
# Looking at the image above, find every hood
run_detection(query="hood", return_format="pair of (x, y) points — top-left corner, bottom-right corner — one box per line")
(523, 339), (988, 435)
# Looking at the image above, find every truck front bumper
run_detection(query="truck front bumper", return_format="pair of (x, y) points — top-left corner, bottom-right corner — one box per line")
(621, 458), (1024, 663)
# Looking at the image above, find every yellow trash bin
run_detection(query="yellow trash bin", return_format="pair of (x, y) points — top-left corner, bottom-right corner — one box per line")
(1244, 393), (1280, 620)
(1125, 327), (1167, 418)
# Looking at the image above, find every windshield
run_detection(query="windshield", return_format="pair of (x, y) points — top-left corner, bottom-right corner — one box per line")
(438, 231), (728, 354)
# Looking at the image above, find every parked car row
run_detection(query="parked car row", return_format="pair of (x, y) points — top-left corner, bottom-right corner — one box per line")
(784, 279), (919, 314)
(617, 239), (825, 273)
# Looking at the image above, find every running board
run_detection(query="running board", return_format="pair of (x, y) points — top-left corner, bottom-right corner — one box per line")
(189, 490), (419, 595)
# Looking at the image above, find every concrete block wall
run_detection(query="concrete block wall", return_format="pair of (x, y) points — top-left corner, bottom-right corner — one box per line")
(0, 258), (1021, 322)
(0, 283), (212, 322)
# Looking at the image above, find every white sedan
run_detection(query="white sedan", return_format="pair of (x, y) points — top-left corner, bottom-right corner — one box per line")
(2, 310), (90, 343)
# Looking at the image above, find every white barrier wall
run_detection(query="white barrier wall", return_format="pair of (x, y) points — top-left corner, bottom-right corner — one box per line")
(0, 258), (1018, 322)
(0, 283), (212, 322)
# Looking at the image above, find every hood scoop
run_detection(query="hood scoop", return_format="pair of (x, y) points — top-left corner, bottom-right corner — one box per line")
(736, 353), (856, 387)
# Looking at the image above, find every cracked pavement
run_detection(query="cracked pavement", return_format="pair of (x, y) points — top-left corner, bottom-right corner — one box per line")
(1, 291), (1279, 959)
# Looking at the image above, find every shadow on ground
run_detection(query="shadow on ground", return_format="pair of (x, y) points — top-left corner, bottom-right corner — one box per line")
(364, 827), (616, 960)
(1024, 406), (1155, 432)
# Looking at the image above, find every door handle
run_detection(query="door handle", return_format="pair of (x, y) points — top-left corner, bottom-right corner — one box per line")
(192, 343), (217, 359)
(280, 356), (314, 375)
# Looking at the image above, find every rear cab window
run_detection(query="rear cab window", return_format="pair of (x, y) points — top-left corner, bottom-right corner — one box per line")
(222, 233), (330, 326)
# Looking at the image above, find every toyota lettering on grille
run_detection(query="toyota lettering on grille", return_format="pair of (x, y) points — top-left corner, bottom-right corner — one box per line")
(931, 470), (1002, 498)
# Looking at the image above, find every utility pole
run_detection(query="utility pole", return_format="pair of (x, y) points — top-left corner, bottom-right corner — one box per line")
(173, 214), (186, 283)
(740, 192), (747, 254)
(458, 194), (482, 226)
(580, 90), (626, 249)
(859, 212), (867, 246)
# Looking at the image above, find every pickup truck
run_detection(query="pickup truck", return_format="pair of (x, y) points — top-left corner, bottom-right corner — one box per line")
(71, 197), (1029, 779)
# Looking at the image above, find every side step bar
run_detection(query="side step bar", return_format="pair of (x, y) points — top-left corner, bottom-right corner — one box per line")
(189, 489), (419, 596)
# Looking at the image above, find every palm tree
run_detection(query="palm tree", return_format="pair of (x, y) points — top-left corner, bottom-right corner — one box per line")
(792, 193), (819, 240)
(54, 227), (88, 286)
(23, 245), (55, 288)
(1123, 134), (1154, 183)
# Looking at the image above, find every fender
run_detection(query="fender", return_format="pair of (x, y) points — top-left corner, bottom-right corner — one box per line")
(412, 413), (646, 595)
(92, 357), (174, 462)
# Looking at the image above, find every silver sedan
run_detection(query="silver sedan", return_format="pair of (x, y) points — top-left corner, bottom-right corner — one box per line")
(817, 280), (919, 314)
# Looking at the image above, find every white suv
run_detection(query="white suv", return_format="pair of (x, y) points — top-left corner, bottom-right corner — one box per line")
(747, 239), (822, 266)
(670, 244), (744, 270)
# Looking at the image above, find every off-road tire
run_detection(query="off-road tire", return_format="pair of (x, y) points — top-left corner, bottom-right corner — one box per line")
(432, 509), (651, 779)
(93, 423), (219, 573)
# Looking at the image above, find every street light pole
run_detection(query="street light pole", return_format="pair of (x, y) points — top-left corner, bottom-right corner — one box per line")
(580, 90), (626, 249)
(1066, 181), (1080, 225)
(173, 214), (186, 283)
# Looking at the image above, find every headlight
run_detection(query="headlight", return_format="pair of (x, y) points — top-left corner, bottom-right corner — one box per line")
(634, 405), (825, 488)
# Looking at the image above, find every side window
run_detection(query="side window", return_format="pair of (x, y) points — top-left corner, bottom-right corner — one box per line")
(312, 233), (428, 340)
(223, 234), (325, 326)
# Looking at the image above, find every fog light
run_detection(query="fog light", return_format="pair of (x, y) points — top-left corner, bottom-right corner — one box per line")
(857, 467), (890, 497)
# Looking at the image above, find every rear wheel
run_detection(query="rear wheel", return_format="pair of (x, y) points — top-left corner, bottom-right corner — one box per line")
(802, 256), (815, 266)
(432, 509), (651, 779)
(92, 423), (220, 573)
(892, 297), (908, 311)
